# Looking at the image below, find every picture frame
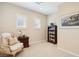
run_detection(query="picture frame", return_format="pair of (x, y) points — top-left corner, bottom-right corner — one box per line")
(60, 12), (79, 28)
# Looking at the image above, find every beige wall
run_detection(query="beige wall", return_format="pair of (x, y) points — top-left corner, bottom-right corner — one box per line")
(0, 3), (3, 31)
(48, 2), (79, 55)
(0, 3), (47, 44)
(59, 2), (79, 55)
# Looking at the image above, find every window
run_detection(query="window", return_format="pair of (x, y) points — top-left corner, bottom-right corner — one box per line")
(16, 15), (27, 29)
(35, 17), (41, 29)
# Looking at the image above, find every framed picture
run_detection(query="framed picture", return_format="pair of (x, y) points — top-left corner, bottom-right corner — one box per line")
(61, 12), (79, 28)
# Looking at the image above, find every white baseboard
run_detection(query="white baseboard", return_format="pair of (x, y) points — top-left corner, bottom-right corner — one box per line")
(57, 47), (79, 57)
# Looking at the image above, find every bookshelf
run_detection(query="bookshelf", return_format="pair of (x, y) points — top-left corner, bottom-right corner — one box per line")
(48, 25), (57, 44)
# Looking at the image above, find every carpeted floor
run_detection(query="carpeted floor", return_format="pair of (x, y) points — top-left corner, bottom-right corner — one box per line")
(17, 42), (75, 57)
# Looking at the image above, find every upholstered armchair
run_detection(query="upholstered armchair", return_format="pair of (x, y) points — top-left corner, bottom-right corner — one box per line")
(0, 32), (23, 56)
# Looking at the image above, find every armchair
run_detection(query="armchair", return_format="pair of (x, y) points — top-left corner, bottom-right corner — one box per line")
(0, 32), (23, 56)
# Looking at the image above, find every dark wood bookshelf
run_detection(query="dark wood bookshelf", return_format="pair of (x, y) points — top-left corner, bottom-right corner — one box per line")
(48, 25), (57, 44)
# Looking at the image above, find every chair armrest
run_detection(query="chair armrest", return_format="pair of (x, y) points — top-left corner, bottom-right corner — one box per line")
(0, 44), (9, 47)
(0, 44), (11, 54)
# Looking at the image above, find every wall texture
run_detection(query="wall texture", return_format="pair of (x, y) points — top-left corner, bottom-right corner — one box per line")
(48, 2), (79, 56)
(0, 3), (47, 44)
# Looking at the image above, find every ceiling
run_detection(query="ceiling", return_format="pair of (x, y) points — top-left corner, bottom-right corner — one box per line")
(10, 2), (63, 15)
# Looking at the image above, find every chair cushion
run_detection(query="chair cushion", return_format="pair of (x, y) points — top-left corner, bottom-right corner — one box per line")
(1, 32), (11, 39)
(10, 43), (23, 51)
(1, 32), (11, 45)
(9, 37), (19, 45)
(1, 38), (8, 45)
(1, 32), (18, 45)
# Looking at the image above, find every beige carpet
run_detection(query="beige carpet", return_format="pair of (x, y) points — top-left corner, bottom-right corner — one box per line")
(17, 42), (75, 57)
